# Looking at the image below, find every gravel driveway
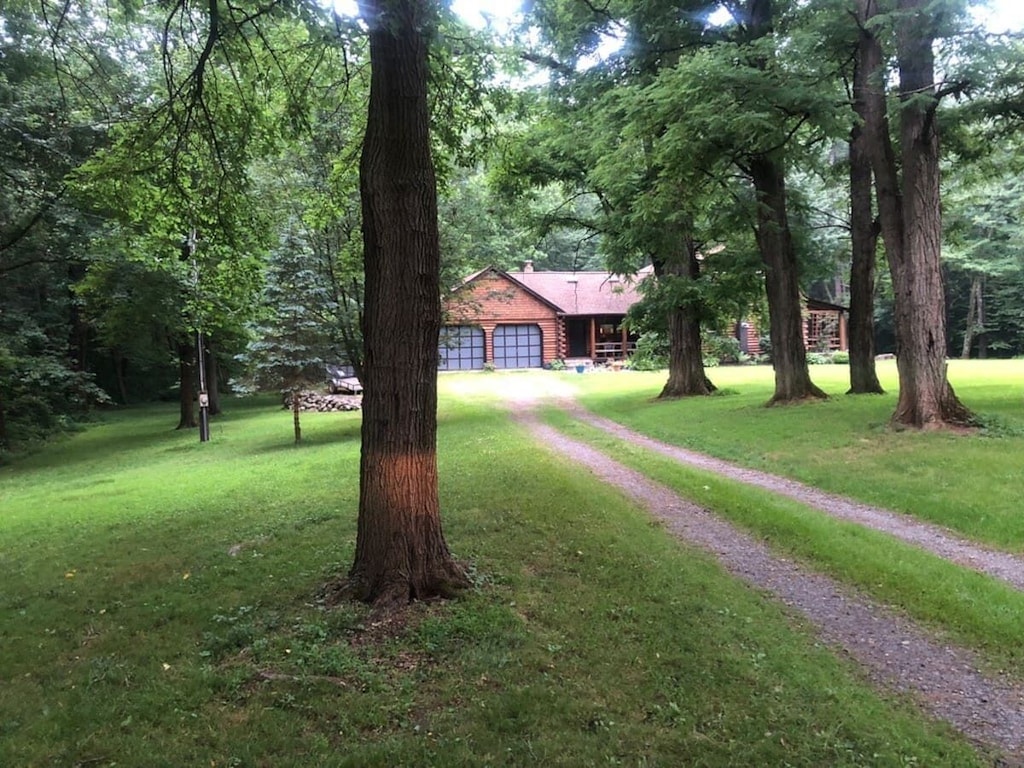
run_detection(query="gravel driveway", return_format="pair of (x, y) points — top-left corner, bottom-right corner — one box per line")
(513, 398), (1024, 762)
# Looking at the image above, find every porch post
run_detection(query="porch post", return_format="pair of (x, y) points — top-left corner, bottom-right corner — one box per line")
(839, 312), (848, 352)
(484, 323), (495, 363)
(589, 317), (596, 358)
(620, 322), (628, 358)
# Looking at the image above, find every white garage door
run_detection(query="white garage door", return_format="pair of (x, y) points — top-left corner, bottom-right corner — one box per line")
(438, 326), (485, 371)
(493, 324), (542, 369)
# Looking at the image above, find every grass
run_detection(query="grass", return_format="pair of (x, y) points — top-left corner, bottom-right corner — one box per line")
(542, 407), (1024, 678)
(566, 359), (1024, 549)
(0, 381), (997, 766)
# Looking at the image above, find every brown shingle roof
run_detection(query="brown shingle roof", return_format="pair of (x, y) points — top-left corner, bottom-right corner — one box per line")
(510, 269), (648, 315)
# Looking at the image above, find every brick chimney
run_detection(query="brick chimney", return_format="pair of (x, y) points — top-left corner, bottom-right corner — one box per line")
(523, 260), (534, 273)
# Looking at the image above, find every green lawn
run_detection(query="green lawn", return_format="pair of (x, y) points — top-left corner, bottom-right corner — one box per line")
(566, 359), (1024, 549)
(0, 383), (997, 766)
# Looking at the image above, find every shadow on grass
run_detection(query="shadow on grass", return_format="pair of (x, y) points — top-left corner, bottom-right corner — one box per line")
(248, 426), (362, 454)
(1, 396), (298, 477)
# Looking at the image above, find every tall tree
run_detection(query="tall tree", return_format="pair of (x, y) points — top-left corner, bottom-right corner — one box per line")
(741, 0), (827, 403)
(239, 230), (336, 444)
(847, 16), (885, 394)
(627, 0), (844, 402)
(344, 0), (469, 607)
(518, 0), (725, 397)
(856, 0), (972, 427)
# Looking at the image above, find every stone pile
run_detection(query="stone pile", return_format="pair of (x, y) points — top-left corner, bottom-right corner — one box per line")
(284, 391), (362, 412)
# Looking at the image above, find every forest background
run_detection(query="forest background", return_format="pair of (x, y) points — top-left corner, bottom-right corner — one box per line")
(3, 0), (1024, 454)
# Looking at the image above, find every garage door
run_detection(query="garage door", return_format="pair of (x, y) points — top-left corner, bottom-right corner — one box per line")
(493, 324), (543, 369)
(438, 326), (485, 371)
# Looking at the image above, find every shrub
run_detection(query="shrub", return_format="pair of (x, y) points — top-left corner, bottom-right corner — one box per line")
(831, 351), (850, 364)
(806, 352), (832, 365)
(628, 332), (668, 371)
(702, 332), (742, 364)
(549, 358), (566, 371)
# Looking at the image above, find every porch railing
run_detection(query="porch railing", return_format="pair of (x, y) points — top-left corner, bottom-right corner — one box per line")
(593, 341), (636, 359)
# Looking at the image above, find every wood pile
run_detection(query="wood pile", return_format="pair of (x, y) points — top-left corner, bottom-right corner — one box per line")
(283, 391), (362, 412)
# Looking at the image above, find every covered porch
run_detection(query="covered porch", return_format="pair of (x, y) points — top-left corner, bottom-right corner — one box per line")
(563, 315), (637, 361)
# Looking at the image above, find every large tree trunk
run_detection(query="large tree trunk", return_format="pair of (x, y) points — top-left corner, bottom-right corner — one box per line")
(344, 0), (468, 609)
(744, 0), (824, 405)
(655, 234), (715, 398)
(661, 305), (715, 398)
(176, 341), (197, 430)
(847, 39), (884, 395)
(856, 0), (971, 427)
(749, 155), (827, 404)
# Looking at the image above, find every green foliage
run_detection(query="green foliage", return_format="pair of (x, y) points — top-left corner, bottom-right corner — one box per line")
(703, 333), (742, 365)
(626, 332), (668, 371)
(0, 3), (117, 447)
(626, 329), (748, 371)
(235, 230), (338, 394)
(942, 145), (1024, 357)
(0, 302), (111, 452)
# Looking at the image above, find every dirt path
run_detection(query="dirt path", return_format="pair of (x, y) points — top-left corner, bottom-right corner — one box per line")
(560, 402), (1024, 593)
(513, 403), (1024, 760)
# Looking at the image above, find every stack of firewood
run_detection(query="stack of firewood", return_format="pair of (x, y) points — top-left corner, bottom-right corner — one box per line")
(283, 391), (362, 412)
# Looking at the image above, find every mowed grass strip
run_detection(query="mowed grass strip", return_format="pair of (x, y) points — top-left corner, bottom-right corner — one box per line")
(569, 359), (1024, 550)
(542, 407), (1024, 679)
(0, 391), (984, 766)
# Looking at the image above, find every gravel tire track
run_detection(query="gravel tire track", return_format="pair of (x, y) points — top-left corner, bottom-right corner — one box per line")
(516, 409), (1024, 759)
(562, 402), (1024, 593)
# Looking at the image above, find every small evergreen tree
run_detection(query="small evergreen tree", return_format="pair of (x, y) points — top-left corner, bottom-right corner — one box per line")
(239, 228), (337, 444)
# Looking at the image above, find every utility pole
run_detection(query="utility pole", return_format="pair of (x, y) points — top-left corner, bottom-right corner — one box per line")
(185, 228), (210, 442)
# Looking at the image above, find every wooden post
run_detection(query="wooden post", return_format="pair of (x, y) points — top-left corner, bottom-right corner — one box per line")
(589, 317), (596, 358)
(620, 321), (628, 358)
(484, 323), (495, 364)
(839, 312), (848, 352)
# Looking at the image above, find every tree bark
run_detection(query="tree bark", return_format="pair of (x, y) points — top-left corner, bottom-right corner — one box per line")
(744, 0), (825, 405)
(345, 0), (468, 609)
(856, 0), (972, 427)
(292, 386), (302, 444)
(847, 36), (884, 395)
(176, 341), (197, 430)
(749, 154), (827, 404)
(961, 274), (979, 359)
(661, 304), (715, 398)
(655, 232), (715, 398)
